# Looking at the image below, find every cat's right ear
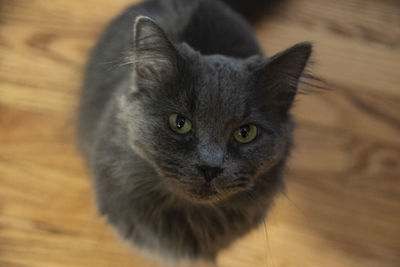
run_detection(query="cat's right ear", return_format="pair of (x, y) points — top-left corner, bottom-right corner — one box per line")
(133, 16), (179, 88)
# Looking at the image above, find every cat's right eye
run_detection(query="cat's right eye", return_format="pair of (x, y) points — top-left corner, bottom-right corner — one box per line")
(169, 114), (192, 134)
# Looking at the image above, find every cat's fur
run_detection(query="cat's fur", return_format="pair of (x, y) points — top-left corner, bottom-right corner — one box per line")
(78, 0), (312, 263)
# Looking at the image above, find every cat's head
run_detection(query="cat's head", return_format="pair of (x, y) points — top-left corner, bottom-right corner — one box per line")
(118, 17), (311, 204)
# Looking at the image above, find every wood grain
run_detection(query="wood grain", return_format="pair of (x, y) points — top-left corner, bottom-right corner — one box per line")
(0, 0), (399, 266)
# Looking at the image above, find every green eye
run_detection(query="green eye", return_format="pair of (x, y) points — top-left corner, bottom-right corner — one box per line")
(169, 114), (192, 134)
(234, 124), (258, 143)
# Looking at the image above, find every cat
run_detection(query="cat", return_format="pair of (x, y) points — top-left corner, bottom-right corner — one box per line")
(78, 0), (312, 264)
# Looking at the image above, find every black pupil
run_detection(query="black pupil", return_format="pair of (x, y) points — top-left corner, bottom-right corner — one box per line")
(239, 125), (250, 138)
(176, 115), (186, 129)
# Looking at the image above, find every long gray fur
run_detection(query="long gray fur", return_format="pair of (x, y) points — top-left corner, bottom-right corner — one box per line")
(78, 0), (312, 263)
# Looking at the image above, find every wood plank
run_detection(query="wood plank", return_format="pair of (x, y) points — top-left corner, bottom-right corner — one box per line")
(0, 0), (399, 266)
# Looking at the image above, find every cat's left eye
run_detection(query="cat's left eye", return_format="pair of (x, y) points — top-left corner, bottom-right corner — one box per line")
(233, 124), (258, 143)
(169, 114), (192, 134)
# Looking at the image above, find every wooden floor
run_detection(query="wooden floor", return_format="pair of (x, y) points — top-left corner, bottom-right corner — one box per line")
(1, 0), (399, 266)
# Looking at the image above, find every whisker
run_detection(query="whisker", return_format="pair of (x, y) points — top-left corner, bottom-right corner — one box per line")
(262, 219), (268, 267)
(281, 192), (311, 226)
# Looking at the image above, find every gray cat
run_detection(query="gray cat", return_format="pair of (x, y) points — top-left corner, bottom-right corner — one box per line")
(78, 0), (312, 264)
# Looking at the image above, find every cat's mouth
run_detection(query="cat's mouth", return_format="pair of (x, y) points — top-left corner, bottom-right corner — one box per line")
(185, 183), (222, 203)
(166, 176), (252, 204)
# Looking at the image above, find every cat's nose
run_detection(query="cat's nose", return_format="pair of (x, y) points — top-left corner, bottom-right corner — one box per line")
(197, 165), (223, 183)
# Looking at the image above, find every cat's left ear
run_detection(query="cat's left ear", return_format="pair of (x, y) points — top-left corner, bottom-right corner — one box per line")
(133, 16), (179, 88)
(255, 42), (312, 114)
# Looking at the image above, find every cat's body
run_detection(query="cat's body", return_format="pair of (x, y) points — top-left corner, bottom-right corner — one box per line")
(79, 0), (311, 263)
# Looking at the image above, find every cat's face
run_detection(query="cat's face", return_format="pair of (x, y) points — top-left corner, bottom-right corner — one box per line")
(119, 17), (311, 204)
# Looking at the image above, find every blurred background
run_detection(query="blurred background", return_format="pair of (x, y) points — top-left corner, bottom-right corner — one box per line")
(0, 0), (399, 266)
